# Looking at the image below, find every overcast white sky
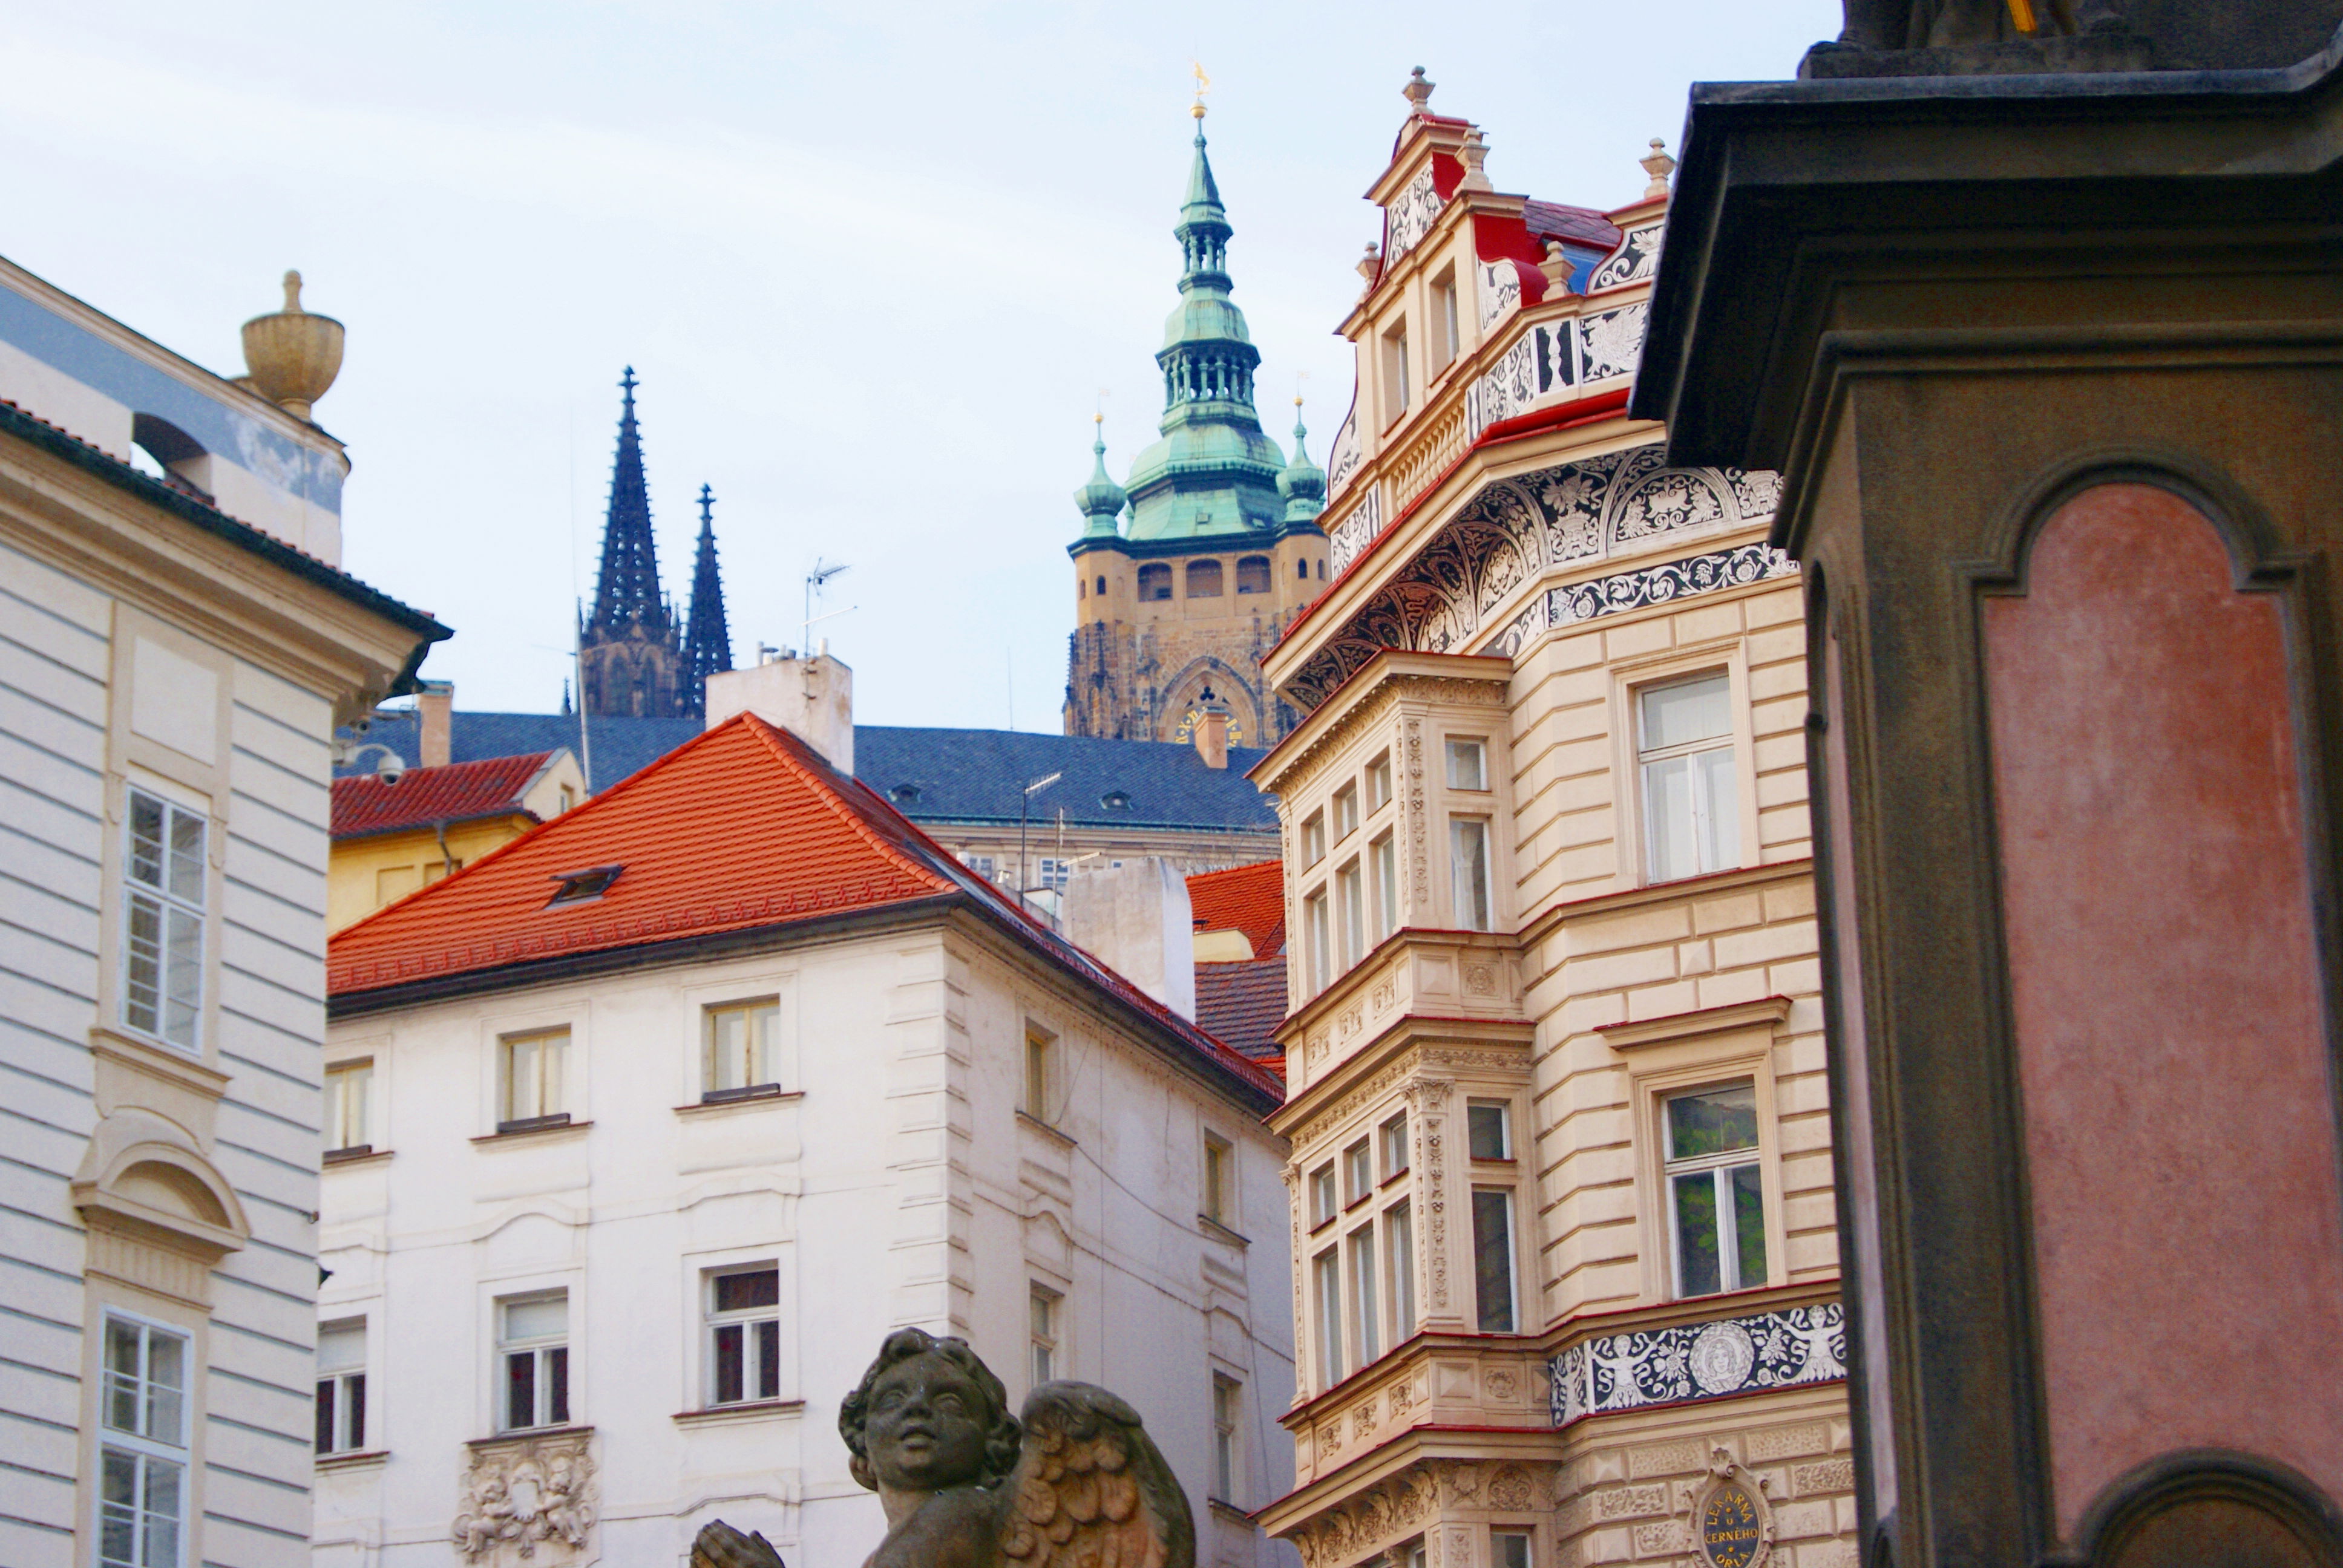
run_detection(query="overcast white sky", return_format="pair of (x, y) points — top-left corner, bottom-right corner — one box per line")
(3, 1), (1838, 727)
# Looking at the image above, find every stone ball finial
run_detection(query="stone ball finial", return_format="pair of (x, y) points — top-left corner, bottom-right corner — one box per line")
(241, 268), (345, 423)
(1640, 137), (1677, 201)
(1403, 66), (1435, 113)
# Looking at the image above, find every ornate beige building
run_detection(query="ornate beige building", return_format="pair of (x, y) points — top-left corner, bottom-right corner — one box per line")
(1250, 76), (1856, 1568)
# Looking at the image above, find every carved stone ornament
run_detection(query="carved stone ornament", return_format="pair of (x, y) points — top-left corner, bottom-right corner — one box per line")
(1683, 1448), (1777, 1568)
(452, 1429), (597, 1565)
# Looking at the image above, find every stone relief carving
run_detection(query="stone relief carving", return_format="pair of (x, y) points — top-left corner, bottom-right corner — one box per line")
(1487, 1465), (1535, 1511)
(1403, 719), (1429, 909)
(1682, 1448), (1778, 1568)
(1328, 482), (1383, 575)
(1352, 1397), (1378, 1441)
(1285, 441), (1783, 711)
(1407, 1077), (1452, 1310)
(1587, 223), (1663, 293)
(1476, 260), (1522, 331)
(1384, 168), (1445, 258)
(1328, 410), (1363, 500)
(1483, 1364), (1519, 1401)
(1550, 1302), (1847, 1425)
(453, 1429), (597, 1564)
(1578, 303), (1648, 384)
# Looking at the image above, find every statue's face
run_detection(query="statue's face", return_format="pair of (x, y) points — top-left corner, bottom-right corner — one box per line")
(863, 1353), (991, 1492)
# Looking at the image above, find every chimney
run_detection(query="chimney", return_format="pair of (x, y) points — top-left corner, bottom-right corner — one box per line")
(703, 646), (855, 773)
(1194, 686), (1230, 771)
(418, 679), (453, 769)
(1060, 858), (1196, 1021)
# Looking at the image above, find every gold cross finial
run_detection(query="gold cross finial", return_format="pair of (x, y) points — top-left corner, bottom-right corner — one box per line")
(1191, 62), (1211, 120)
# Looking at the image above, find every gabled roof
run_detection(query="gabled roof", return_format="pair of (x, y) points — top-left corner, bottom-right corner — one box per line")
(327, 713), (1280, 1108)
(331, 752), (559, 840)
(1187, 858), (1285, 957)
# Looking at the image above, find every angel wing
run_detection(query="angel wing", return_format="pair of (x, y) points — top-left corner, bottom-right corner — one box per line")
(690, 1518), (786, 1568)
(997, 1382), (1194, 1568)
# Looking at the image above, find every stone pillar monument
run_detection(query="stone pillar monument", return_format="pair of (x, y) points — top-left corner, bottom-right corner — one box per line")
(1638, 11), (2343, 1566)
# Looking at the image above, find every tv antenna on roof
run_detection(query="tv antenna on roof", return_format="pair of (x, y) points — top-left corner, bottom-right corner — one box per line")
(802, 559), (853, 655)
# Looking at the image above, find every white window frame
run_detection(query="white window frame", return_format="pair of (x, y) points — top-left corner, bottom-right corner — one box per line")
(1470, 1185), (1520, 1334)
(120, 786), (206, 1053)
(1336, 858), (1365, 970)
(498, 1027), (570, 1129)
(1342, 1138), (1372, 1206)
(1378, 1111), (1409, 1180)
(1305, 889), (1331, 995)
(703, 997), (781, 1100)
(1662, 1082), (1771, 1298)
(1312, 1249), (1343, 1390)
(1029, 1284), (1061, 1387)
(1024, 1024), (1055, 1122)
(324, 1058), (372, 1154)
(1301, 811), (1326, 867)
(1449, 817), (1492, 932)
(1444, 737), (1488, 792)
(1366, 752), (1393, 814)
(705, 1265), (783, 1406)
(99, 1311), (189, 1568)
(1636, 671), (1740, 885)
(1346, 1226), (1380, 1364)
(315, 1318), (367, 1455)
(1609, 642), (1760, 893)
(494, 1291), (569, 1432)
(1371, 834), (1398, 942)
(1332, 782), (1359, 842)
(1210, 1373), (1241, 1502)
(1491, 1527), (1535, 1568)
(1201, 1132), (1234, 1228)
(1384, 1200), (1416, 1343)
(1308, 1163), (1337, 1230)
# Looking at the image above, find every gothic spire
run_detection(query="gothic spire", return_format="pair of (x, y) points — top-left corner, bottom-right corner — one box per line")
(681, 483), (733, 719)
(589, 367), (667, 636)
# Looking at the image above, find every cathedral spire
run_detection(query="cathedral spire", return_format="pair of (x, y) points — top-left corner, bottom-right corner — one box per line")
(589, 367), (667, 636)
(681, 483), (733, 719)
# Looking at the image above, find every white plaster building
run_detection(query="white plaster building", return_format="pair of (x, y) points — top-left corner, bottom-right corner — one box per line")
(0, 257), (444, 1568)
(315, 703), (1296, 1568)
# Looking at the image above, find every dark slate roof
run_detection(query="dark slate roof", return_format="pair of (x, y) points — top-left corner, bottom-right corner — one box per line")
(1195, 959), (1287, 1062)
(338, 711), (1280, 834)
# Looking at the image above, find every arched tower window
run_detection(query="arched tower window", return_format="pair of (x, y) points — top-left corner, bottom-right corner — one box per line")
(1187, 560), (1224, 598)
(1139, 564), (1173, 601)
(1236, 556), (1271, 595)
(129, 414), (214, 502)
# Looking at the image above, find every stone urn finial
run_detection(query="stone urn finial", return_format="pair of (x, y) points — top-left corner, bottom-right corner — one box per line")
(1539, 240), (1576, 296)
(1402, 66), (1435, 114)
(1357, 242), (1382, 290)
(240, 269), (345, 423)
(1458, 126), (1492, 192)
(1640, 137), (1677, 201)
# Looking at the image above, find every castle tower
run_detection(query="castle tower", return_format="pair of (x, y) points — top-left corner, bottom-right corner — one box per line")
(578, 367), (685, 717)
(681, 483), (734, 719)
(1063, 106), (1326, 747)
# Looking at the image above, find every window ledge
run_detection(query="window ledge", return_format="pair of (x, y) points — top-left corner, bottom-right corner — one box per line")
(323, 1147), (392, 1168)
(1017, 1110), (1076, 1149)
(315, 1448), (389, 1472)
(1598, 995), (1792, 1051)
(1208, 1498), (1258, 1526)
(675, 1088), (803, 1117)
(471, 1119), (593, 1146)
(673, 1399), (805, 1428)
(1380, 1169), (1410, 1190)
(1198, 1215), (1251, 1247)
(470, 1423), (592, 1448)
(90, 1025), (227, 1100)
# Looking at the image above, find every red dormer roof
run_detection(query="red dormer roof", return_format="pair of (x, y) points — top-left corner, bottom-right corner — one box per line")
(1188, 858), (1285, 958)
(327, 714), (1280, 1106)
(331, 752), (558, 839)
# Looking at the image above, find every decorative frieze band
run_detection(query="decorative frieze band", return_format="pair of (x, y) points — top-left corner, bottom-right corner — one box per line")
(1543, 544), (1801, 635)
(1550, 1301), (1846, 1426)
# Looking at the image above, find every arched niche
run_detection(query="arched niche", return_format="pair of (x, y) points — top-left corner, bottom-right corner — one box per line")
(72, 1106), (250, 1262)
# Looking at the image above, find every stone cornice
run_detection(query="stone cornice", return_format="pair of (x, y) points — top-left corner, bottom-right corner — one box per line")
(1250, 651), (1511, 797)
(1267, 1011), (1534, 1143)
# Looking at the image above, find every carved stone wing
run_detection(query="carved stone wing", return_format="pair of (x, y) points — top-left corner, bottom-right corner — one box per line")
(690, 1518), (787, 1568)
(998, 1382), (1194, 1568)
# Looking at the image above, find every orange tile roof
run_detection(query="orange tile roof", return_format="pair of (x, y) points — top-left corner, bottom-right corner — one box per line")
(327, 714), (1280, 1106)
(332, 752), (555, 839)
(1187, 858), (1285, 958)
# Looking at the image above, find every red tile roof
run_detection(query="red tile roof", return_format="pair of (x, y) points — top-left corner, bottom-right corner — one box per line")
(1196, 958), (1288, 1062)
(327, 714), (1280, 1106)
(331, 752), (556, 840)
(1187, 859), (1285, 958)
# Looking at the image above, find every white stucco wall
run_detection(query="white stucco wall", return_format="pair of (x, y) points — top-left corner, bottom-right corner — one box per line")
(316, 919), (1296, 1568)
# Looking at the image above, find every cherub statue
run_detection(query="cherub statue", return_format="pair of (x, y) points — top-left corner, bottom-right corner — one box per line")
(692, 1327), (1192, 1568)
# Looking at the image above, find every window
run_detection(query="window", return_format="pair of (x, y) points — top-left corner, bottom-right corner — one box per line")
(324, 1060), (372, 1155)
(1139, 564), (1173, 601)
(1468, 1100), (1512, 1161)
(1348, 1228), (1380, 1364)
(1236, 556), (1271, 595)
(558, 785), (576, 814)
(497, 1293), (569, 1431)
(1095, 574), (1107, 596)
(1385, 1202), (1415, 1339)
(100, 1315), (187, 1568)
(1343, 1138), (1372, 1204)
(1308, 1163), (1337, 1229)
(1298, 559), (1309, 580)
(315, 1319), (365, 1454)
(1336, 861), (1365, 969)
(704, 999), (779, 1099)
(1402, 1542), (1428, 1568)
(1312, 1250), (1343, 1387)
(1030, 1286), (1060, 1385)
(1202, 1133), (1233, 1227)
(123, 787), (205, 1051)
(964, 854), (997, 880)
(1431, 271), (1460, 370)
(1187, 560), (1223, 598)
(1383, 324), (1411, 417)
(1638, 673), (1738, 883)
(1332, 783), (1358, 841)
(498, 1029), (569, 1131)
(1493, 1530), (1533, 1568)
(1379, 1112), (1409, 1179)
(546, 863), (620, 906)
(1472, 1189), (1517, 1333)
(1211, 1374), (1240, 1500)
(1372, 835), (1398, 942)
(1665, 1083), (1768, 1297)
(707, 1267), (781, 1405)
(1366, 753), (1392, 812)
(1305, 890), (1331, 993)
(1444, 737), (1487, 791)
(1037, 857), (1072, 893)
(1319, 558), (1326, 580)
(1301, 811), (1326, 866)
(1450, 819), (1491, 931)
(1024, 1027), (1054, 1122)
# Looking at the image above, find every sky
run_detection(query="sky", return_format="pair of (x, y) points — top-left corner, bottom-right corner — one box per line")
(1, 1), (1840, 728)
